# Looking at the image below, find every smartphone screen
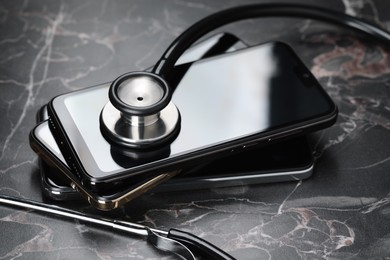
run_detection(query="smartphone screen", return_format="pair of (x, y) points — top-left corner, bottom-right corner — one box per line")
(49, 41), (337, 189)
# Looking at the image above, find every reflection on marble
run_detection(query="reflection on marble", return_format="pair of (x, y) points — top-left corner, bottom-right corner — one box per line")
(0, 0), (390, 259)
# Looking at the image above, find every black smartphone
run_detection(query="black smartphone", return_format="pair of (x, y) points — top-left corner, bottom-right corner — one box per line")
(31, 33), (314, 207)
(47, 39), (337, 195)
(34, 105), (313, 201)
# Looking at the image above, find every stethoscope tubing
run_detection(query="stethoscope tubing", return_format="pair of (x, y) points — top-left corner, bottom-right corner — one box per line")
(153, 3), (390, 80)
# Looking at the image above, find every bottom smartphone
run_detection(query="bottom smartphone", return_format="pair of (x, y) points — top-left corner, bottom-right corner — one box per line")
(35, 106), (314, 202)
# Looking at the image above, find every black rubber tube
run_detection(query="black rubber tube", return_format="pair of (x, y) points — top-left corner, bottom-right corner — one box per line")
(152, 3), (390, 80)
(168, 228), (236, 260)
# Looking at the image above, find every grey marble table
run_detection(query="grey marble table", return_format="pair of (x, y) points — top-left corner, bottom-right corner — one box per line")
(1, 0), (389, 259)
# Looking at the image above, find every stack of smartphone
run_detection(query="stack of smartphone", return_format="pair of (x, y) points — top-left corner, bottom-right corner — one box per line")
(30, 33), (337, 210)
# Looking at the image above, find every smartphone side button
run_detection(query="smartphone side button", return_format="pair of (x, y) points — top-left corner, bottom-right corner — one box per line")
(242, 142), (259, 149)
(70, 182), (77, 191)
(272, 130), (303, 142)
(232, 141), (260, 153)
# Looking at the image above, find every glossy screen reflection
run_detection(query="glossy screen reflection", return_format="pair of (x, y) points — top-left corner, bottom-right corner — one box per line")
(172, 47), (274, 152)
(63, 42), (332, 177)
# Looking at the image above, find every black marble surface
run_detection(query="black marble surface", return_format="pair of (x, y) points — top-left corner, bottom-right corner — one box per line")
(1, 0), (390, 259)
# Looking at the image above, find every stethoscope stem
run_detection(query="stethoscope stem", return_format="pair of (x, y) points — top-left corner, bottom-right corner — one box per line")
(0, 195), (198, 259)
(0, 194), (158, 236)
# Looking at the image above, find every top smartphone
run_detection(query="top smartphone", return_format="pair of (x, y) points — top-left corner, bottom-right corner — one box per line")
(30, 33), (314, 209)
(48, 41), (337, 192)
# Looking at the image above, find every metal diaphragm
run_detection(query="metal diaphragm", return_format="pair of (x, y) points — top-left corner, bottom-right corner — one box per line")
(100, 71), (180, 149)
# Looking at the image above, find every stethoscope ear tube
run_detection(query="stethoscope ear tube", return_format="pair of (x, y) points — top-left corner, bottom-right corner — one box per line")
(153, 3), (390, 80)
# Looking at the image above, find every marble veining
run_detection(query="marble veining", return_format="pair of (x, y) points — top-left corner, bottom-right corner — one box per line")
(0, 0), (390, 259)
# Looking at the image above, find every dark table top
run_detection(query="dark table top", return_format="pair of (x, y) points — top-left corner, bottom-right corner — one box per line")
(1, 0), (390, 259)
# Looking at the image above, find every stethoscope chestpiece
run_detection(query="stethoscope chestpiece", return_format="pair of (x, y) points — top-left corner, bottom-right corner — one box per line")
(100, 71), (180, 150)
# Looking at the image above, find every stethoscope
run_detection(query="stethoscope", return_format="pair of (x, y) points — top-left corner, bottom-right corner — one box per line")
(100, 3), (390, 153)
(3, 3), (390, 260)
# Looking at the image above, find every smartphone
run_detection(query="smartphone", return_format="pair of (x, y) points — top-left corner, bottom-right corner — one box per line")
(32, 33), (314, 205)
(34, 105), (314, 201)
(47, 40), (337, 195)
